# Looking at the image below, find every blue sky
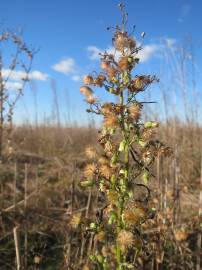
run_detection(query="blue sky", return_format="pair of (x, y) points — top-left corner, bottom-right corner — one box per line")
(0, 0), (201, 125)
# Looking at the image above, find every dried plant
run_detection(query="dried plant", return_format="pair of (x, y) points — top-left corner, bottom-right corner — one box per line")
(80, 4), (171, 270)
(0, 29), (36, 159)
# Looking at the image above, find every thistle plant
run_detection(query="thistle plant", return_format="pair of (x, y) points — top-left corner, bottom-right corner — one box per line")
(80, 4), (171, 270)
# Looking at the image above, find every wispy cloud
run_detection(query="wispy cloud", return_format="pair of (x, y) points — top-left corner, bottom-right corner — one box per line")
(163, 38), (176, 48)
(4, 81), (23, 90)
(2, 69), (49, 81)
(71, 75), (81, 82)
(178, 4), (191, 23)
(52, 57), (83, 82)
(87, 43), (159, 63)
(87, 46), (103, 60)
(137, 44), (158, 62)
(52, 58), (76, 74)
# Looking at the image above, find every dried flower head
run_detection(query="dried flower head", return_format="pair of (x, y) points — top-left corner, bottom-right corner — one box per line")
(83, 75), (94, 85)
(129, 75), (157, 92)
(99, 164), (113, 179)
(118, 56), (134, 71)
(128, 103), (142, 121)
(117, 230), (134, 251)
(100, 60), (110, 70)
(174, 229), (188, 242)
(103, 113), (119, 128)
(142, 128), (154, 140)
(123, 206), (146, 225)
(94, 74), (106, 86)
(101, 103), (113, 115)
(80, 86), (93, 97)
(83, 163), (97, 178)
(85, 146), (97, 159)
(107, 66), (118, 80)
(95, 231), (105, 242)
(98, 156), (109, 165)
(113, 31), (136, 52)
(86, 95), (97, 104)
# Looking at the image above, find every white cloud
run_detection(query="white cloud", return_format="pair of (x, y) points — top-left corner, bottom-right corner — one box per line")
(87, 43), (158, 63)
(178, 4), (191, 23)
(87, 46), (103, 60)
(4, 81), (23, 90)
(137, 44), (158, 62)
(71, 75), (81, 82)
(29, 71), (49, 81)
(52, 58), (76, 74)
(164, 38), (176, 48)
(2, 69), (49, 81)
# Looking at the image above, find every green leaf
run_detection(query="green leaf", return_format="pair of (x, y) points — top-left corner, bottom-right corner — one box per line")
(108, 211), (117, 225)
(80, 179), (94, 187)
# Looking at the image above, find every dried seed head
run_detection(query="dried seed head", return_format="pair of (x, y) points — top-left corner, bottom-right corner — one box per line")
(99, 164), (113, 179)
(142, 128), (154, 140)
(85, 146), (97, 159)
(113, 31), (136, 52)
(123, 206), (146, 225)
(117, 230), (134, 251)
(118, 56), (133, 70)
(83, 75), (94, 85)
(107, 66), (117, 80)
(80, 86), (93, 97)
(94, 74), (106, 87)
(174, 229), (188, 242)
(95, 231), (105, 242)
(83, 163), (97, 178)
(101, 246), (111, 257)
(98, 156), (109, 165)
(86, 95), (97, 104)
(128, 103), (142, 121)
(101, 103), (113, 115)
(103, 113), (119, 128)
(100, 60), (110, 70)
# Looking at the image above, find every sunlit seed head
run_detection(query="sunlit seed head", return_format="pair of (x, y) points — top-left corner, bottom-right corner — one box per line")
(103, 114), (119, 128)
(85, 146), (97, 159)
(80, 86), (93, 97)
(86, 95), (97, 104)
(128, 103), (142, 121)
(117, 230), (134, 251)
(95, 231), (105, 242)
(118, 56), (132, 71)
(113, 31), (136, 52)
(101, 103), (113, 115)
(99, 164), (113, 179)
(98, 156), (109, 165)
(83, 163), (97, 178)
(107, 67), (117, 80)
(83, 75), (94, 85)
(123, 206), (146, 225)
(100, 60), (110, 70)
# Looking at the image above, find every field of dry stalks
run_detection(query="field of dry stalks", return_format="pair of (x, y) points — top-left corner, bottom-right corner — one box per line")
(0, 121), (201, 269)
